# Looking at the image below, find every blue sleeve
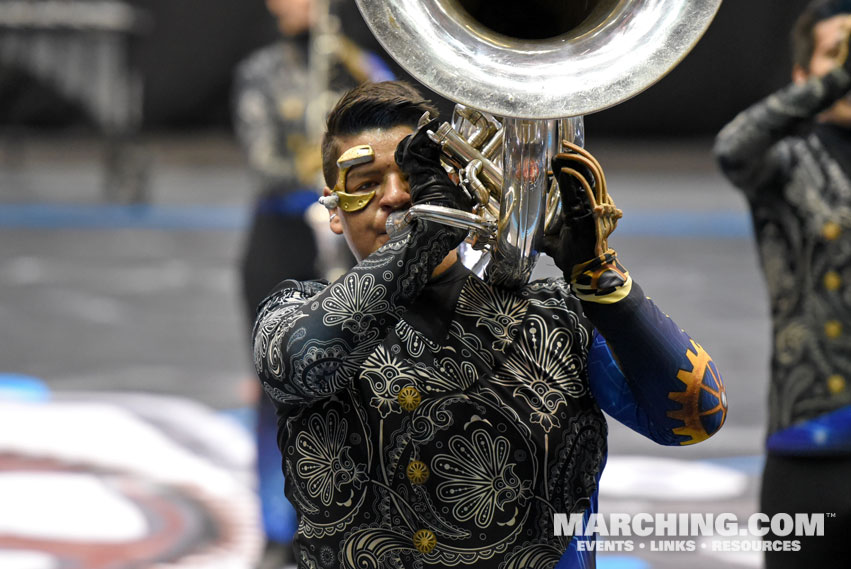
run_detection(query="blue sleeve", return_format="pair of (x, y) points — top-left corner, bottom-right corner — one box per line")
(585, 283), (727, 445)
(588, 331), (656, 438)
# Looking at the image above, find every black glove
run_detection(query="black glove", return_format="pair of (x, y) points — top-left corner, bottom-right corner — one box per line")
(542, 152), (599, 278)
(395, 119), (473, 211)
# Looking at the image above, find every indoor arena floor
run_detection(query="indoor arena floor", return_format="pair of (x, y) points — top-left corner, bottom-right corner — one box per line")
(0, 132), (771, 569)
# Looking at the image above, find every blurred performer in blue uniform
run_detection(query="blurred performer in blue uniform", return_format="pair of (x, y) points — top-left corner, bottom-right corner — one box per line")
(232, 1), (391, 566)
(253, 80), (727, 569)
(715, 1), (851, 565)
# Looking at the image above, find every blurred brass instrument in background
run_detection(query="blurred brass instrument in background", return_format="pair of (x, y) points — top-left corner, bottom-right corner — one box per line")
(358, 0), (723, 287)
(305, 0), (389, 280)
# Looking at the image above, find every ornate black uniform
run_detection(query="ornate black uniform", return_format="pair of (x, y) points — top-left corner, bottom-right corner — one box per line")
(715, 65), (851, 447)
(254, 217), (726, 568)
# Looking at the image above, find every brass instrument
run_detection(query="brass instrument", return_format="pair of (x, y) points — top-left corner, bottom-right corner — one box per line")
(357, 0), (722, 287)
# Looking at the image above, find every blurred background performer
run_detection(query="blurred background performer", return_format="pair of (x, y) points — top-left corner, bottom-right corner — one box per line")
(231, 0), (391, 566)
(714, 0), (851, 565)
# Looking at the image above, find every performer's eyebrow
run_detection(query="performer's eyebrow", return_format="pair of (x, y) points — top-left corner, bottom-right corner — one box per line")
(347, 165), (385, 183)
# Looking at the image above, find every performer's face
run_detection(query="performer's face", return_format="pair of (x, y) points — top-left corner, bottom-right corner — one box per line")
(266, 0), (312, 36)
(324, 126), (413, 261)
(795, 13), (851, 125)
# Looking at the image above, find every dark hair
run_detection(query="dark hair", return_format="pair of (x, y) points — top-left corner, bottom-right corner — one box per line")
(792, 0), (851, 70)
(321, 81), (438, 188)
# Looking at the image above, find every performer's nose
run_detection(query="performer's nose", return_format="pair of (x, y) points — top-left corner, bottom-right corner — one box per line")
(381, 174), (411, 209)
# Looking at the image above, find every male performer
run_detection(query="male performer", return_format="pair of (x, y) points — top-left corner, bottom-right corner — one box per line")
(254, 81), (727, 568)
(714, 1), (851, 565)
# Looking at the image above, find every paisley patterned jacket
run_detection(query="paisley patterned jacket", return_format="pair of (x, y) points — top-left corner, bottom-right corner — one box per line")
(715, 66), (851, 450)
(253, 219), (726, 568)
(233, 38), (392, 195)
(233, 38), (318, 194)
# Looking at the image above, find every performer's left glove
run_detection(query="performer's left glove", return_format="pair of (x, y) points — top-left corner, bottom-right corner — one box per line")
(543, 143), (630, 303)
(395, 118), (474, 212)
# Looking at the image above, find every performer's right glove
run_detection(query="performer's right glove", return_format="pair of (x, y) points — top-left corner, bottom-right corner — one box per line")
(544, 143), (630, 303)
(394, 118), (474, 212)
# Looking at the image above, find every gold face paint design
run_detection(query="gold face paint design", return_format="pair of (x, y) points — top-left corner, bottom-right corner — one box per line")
(333, 144), (376, 212)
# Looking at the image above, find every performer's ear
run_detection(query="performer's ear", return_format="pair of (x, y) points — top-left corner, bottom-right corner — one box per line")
(323, 187), (344, 235)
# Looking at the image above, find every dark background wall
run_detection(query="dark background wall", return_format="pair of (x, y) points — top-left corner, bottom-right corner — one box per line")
(132, 0), (811, 135)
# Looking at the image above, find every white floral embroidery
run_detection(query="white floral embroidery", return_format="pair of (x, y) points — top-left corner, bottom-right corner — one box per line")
(254, 299), (309, 379)
(456, 277), (528, 352)
(322, 273), (390, 334)
(360, 346), (417, 418)
(420, 357), (479, 393)
(493, 313), (587, 432)
(433, 429), (531, 528)
(296, 409), (368, 507)
(395, 319), (440, 357)
(448, 320), (495, 367)
(290, 341), (356, 396)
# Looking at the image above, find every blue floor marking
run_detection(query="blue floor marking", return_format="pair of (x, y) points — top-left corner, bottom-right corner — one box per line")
(0, 203), (249, 230)
(617, 211), (751, 238)
(598, 556), (650, 569)
(0, 203), (751, 237)
(0, 373), (50, 402)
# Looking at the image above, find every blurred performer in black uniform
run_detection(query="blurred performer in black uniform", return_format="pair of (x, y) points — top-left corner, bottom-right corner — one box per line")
(715, 1), (851, 566)
(232, 1), (391, 566)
